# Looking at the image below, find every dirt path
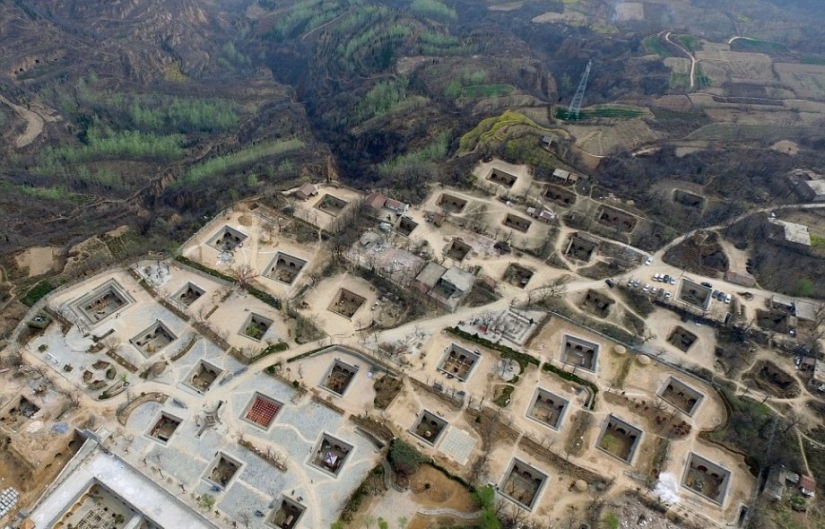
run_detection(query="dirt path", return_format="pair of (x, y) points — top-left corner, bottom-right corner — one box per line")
(797, 431), (812, 475)
(665, 31), (696, 89)
(713, 230), (749, 273)
(0, 94), (45, 148)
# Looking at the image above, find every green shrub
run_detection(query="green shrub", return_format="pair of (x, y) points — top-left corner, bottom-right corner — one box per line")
(445, 327), (540, 370)
(21, 280), (56, 306)
(410, 0), (457, 21)
(542, 362), (598, 410)
(388, 439), (427, 475)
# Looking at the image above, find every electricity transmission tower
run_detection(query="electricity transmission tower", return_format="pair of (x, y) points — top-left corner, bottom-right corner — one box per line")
(567, 59), (593, 118)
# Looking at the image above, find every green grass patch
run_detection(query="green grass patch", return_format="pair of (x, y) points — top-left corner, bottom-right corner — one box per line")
(182, 138), (305, 185)
(269, 0), (358, 41)
(811, 234), (825, 248)
(445, 326), (540, 371)
(21, 280), (56, 307)
(354, 79), (409, 123)
(603, 512), (621, 529)
(409, 0), (456, 21)
(503, 137), (566, 172)
(670, 72), (690, 90)
(174, 255), (235, 283)
(43, 129), (184, 164)
(379, 132), (450, 173)
(336, 23), (411, 61)
(695, 64), (712, 88)
(643, 35), (671, 58)
(676, 34), (702, 52)
(333, 5), (389, 35)
(247, 286), (282, 311)
(104, 231), (143, 260)
(419, 31), (458, 48)
(125, 95), (238, 133)
(802, 56), (825, 65)
(732, 38), (788, 54)
(459, 110), (556, 152)
(11, 184), (85, 201)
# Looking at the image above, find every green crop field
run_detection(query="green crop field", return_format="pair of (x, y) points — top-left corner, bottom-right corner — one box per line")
(676, 34), (702, 52)
(643, 35), (671, 58)
(40, 129), (184, 166)
(181, 138), (306, 185)
(732, 38), (789, 54)
(695, 65), (712, 88)
(409, 0), (456, 21)
(379, 132), (450, 173)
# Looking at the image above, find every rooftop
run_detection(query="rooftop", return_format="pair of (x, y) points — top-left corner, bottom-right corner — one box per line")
(27, 433), (219, 529)
(772, 293), (796, 307)
(365, 192), (387, 210)
(801, 474), (817, 492)
(795, 300), (819, 322)
(440, 266), (475, 293)
(415, 262), (447, 289)
(296, 183), (317, 198)
(769, 218), (811, 246)
(806, 180), (825, 195)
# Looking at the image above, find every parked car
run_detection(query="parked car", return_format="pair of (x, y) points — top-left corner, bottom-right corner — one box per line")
(701, 281), (713, 288)
(653, 273), (661, 282)
(664, 292), (672, 300)
(633, 279), (641, 288)
(643, 284), (650, 293)
(725, 293), (732, 304)
(663, 274), (670, 283)
(651, 287), (658, 296)
(670, 277), (676, 285)
(605, 279), (615, 288)
(627, 277), (635, 287)
(645, 257), (653, 265)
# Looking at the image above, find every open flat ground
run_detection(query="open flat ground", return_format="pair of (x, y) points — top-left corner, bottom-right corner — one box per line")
(14, 246), (59, 278)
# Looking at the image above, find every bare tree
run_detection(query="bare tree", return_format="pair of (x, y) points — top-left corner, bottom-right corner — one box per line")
(641, 327), (657, 344)
(230, 264), (259, 290)
(102, 336), (121, 355)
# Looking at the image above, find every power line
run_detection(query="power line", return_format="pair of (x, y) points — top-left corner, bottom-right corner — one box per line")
(567, 59), (593, 118)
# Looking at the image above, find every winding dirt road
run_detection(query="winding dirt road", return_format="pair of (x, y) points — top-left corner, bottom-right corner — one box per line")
(664, 31), (696, 89)
(0, 94), (45, 148)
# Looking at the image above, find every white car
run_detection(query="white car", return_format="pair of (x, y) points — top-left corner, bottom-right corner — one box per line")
(664, 292), (672, 300)
(670, 277), (676, 285)
(643, 284), (650, 293)
(724, 293), (732, 304)
(653, 273), (661, 282)
(645, 257), (653, 266)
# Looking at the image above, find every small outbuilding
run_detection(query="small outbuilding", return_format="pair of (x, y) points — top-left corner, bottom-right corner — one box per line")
(800, 475), (816, 497)
(295, 183), (318, 201)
